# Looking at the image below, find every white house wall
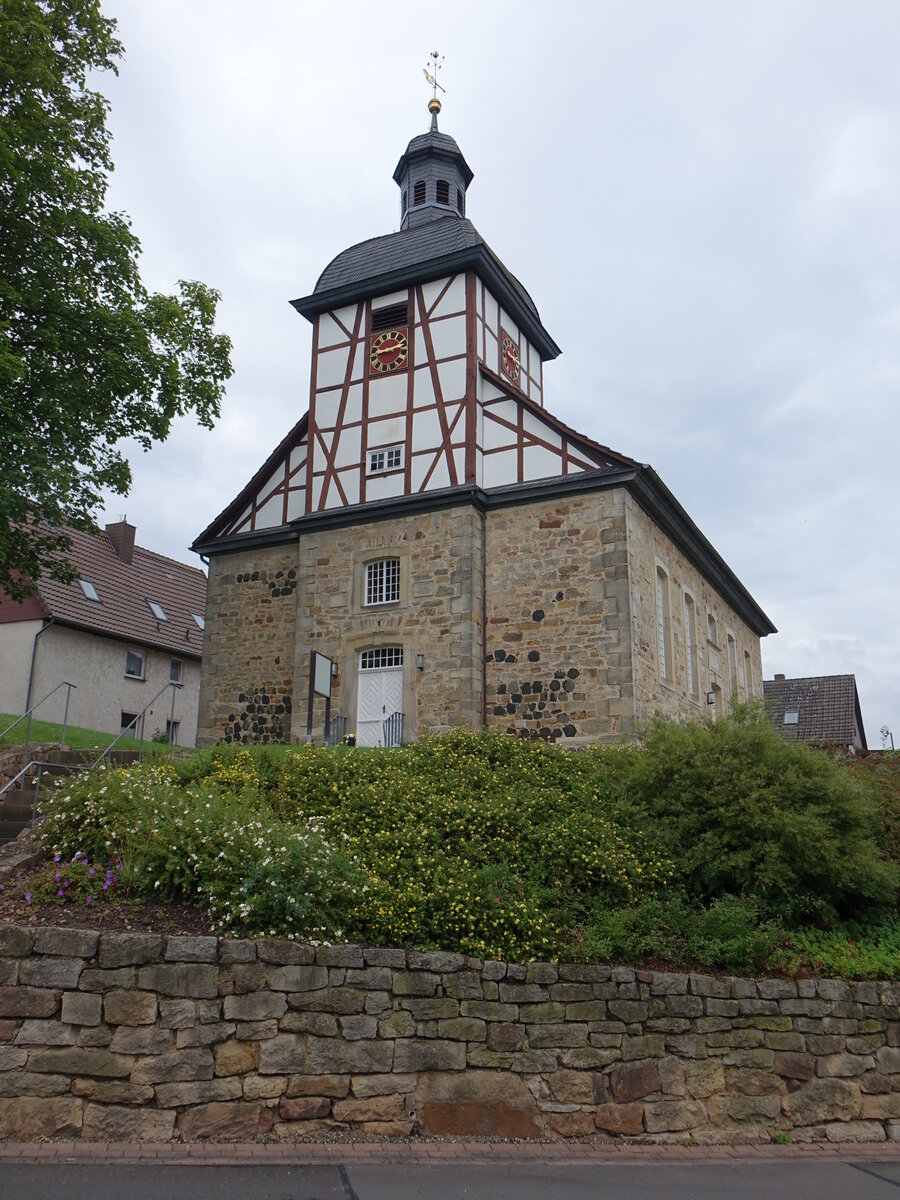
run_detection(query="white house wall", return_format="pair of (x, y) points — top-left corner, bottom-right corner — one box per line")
(0, 619), (43, 715)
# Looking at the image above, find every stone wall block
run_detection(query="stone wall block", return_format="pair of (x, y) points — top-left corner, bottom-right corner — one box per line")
(782, 1077), (863, 1125)
(0, 1046), (27, 1070)
(98, 933), (163, 969)
(287, 987), (364, 1015)
(218, 939), (257, 964)
(34, 928), (98, 958)
(443, 971), (484, 1000)
(222, 992), (286, 1021)
(103, 989), (158, 1026)
(878, 1047), (900, 1073)
(177, 1101), (274, 1140)
(19, 957), (84, 989)
(394, 1038), (466, 1073)
(14, 1018), (76, 1046)
(71, 1078), (155, 1105)
(594, 1102), (643, 1136)
(165, 936), (217, 963)
(154, 1079), (242, 1107)
(79, 968), (136, 992)
(109, 1026), (174, 1056)
(268, 965), (328, 992)
(0, 1095), (82, 1139)
(82, 1103), (176, 1141)
(257, 940), (316, 966)
(0, 926), (34, 957)
(131, 1048), (214, 1085)
(815, 1053), (874, 1078)
(61, 991), (102, 1027)
(137, 963), (218, 998)
(393, 971), (441, 997)
(610, 1058), (661, 1103)
(27, 1047), (134, 1078)
(643, 1099), (707, 1133)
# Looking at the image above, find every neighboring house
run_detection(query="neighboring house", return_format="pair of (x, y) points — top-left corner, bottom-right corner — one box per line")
(193, 100), (776, 748)
(0, 520), (206, 746)
(763, 673), (868, 752)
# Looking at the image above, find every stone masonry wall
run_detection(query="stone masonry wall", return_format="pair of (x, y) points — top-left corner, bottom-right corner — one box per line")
(3, 925), (900, 1144)
(197, 547), (299, 747)
(484, 491), (634, 745)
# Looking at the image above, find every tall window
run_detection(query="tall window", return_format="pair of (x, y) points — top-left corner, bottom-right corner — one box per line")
(365, 558), (400, 606)
(656, 567), (673, 682)
(413, 180), (426, 205)
(744, 650), (753, 695)
(684, 593), (699, 699)
(727, 634), (738, 698)
(436, 179), (450, 204)
(124, 649), (144, 679)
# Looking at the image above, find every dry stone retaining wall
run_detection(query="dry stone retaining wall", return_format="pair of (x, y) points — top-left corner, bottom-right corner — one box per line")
(2, 925), (900, 1143)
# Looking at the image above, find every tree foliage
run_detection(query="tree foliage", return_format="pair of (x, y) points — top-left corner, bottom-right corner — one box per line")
(0, 0), (232, 599)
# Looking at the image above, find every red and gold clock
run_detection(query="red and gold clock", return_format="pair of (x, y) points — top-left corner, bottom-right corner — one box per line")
(369, 329), (409, 375)
(500, 330), (521, 384)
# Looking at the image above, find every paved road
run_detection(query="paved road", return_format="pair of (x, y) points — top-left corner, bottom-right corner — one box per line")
(4, 1159), (900, 1199)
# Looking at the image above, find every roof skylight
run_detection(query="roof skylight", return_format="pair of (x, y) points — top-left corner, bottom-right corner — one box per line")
(147, 599), (168, 622)
(191, 612), (205, 631)
(78, 578), (100, 603)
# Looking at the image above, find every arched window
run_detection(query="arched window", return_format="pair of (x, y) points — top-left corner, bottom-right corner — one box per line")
(456, 187), (464, 214)
(684, 593), (699, 700)
(656, 566), (673, 683)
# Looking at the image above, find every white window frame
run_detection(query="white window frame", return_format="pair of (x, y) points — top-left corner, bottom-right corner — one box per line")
(368, 445), (403, 475)
(147, 599), (168, 622)
(365, 558), (400, 607)
(655, 564), (673, 684)
(169, 659), (183, 684)
(360, 646), (403, 670)
(124, 648), (145, 679)
(78, 578), (101, 603)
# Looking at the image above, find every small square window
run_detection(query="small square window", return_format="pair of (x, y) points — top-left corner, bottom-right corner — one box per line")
(368, 446), (402, 475)
(365, 558), (400, 606)
(78, 578), (101, 603)
(125, 649), (145, 679)
(191, 612), (205, 631)
(169, 660), (182, 684)
(120, 710), (139, 735)
(147, 599), (167, 622)
(784, 711), (799, 725)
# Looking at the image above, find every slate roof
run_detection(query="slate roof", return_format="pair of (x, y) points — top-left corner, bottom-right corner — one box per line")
(1, 526), (207, 659)
(392, 128), (475, 186)
(763, 674), (867, 750)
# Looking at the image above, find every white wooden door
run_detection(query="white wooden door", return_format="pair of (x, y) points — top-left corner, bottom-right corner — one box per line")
(356, 648), (403, 747)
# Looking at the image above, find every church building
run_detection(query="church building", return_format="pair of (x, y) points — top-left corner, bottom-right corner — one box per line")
(193, 97), (775, 748)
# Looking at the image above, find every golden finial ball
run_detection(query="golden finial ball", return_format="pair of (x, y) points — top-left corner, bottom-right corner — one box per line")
(428, 97), (442, 115)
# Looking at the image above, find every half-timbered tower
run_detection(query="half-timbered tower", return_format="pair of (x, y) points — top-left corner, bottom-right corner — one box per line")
(194, 99), (775, 748)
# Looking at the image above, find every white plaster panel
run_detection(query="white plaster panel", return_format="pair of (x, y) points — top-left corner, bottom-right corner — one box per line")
(344, 383), (363, 427)
(412, 408), (443, 449)
(317, 312), (350, 350)
(480, 377), (505, 402)
(316, 345), (350, 390)
(522, 444), (565, 482)
(430, 315), (466, 361)
(414, 325), (427, 364)
(413, 365), (435, 409)
(255, 495), (284, 528)
(420, 275), (452, 314)
(365, 471), (405, 502)
(227, 504), (251, 533)
(333, 304), (359, 335)
(310, 474), (324, 510)
(425, 454), (451, 491)
(474, 445), (484, 489)
(289, 444), (307, 474)
(368, 373), (408, 418)
(453, 447), (467, 482)
(499, 309), (520, 343)
(337, 467), (360, 505)
(484, 289), (498, 333)
(482, 449), (518, 488)
(259, 466), (284, 500)
(523, 409), (561, 447)
(286, 488), (306, 521)
(483, 328), (498, 367)
(351, 343), (365, 383)
(314, 390), (340, 430)
(372, 288), (409, 310)
(437, 358), (466, 402)
(369, 415), (406, 446)
(410, 453), (430, 492)
(482, 411), (516, 451)
(432, 274), (466, 318)
(334, 425), (362, 468)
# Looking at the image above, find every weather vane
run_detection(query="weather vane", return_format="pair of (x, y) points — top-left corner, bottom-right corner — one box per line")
(423, 50), (445, 114)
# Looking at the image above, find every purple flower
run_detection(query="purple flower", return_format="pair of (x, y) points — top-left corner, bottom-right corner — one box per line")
(85, 896), (93, 906)
(54, 872), (61, 883)
(89, 866), (95, 876)
(53, 853), (61, 864)
(57, 888), (64, 897)
(24, 892), (31, 903)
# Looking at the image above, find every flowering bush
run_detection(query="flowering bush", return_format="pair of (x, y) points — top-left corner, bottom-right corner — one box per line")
(21, 850), (119, 907)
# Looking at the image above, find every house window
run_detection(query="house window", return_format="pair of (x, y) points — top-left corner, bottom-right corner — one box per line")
(165, 719), (180, 744)
(120, 710), (139, 735)
(727, 634), (738, 697)
(707, 613), (719, 647)
(744, 649), (753, 694)
(413, 179), (426, 205)
(191, 612), (205, 631)
(368, 446), (402, 474)
(709, 682), (723, 720)
(784, 711), (799, 725)
(78, 578), (101, 603)
(147, 599), (168, 622)
(365, 558), (400, 606)
(169, 660), (183, 684)
(656, 566), (673, 683)
(360, 646), (403, 670)
(124, 649), (145, 679)
(684, 593), (699, 699)
(436, 179), (450, 204)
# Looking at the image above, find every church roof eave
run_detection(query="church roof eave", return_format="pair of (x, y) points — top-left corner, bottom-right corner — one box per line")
(292, 242), (562, 361)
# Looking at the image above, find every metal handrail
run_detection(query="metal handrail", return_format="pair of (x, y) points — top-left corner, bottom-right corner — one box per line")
(90, 680), (182, 770)
(0, 680), (78, 769)
(383, 711), (404, 748)
(325, 715), (349, 747)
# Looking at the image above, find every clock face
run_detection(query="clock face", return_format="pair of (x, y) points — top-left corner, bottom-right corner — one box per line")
(369, 329), (409, 375)
(500, 331), (520, 384)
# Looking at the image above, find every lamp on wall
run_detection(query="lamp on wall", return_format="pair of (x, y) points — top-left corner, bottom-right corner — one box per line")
(331, 661), (339, 678)
(416, 654), (425, 671)
(706, 691), (716, 705)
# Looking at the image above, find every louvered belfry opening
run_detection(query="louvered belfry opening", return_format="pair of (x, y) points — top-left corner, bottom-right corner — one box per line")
(413, 180), (426, 206)
(436, 179), (450, 205)
(371, 303), (409, 332)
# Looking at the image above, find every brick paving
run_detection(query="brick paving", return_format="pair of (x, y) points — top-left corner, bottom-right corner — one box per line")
(3, 1140), (900, 1166)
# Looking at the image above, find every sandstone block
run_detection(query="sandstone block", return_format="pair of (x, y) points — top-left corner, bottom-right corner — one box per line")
(214, 1038), (256, 1076)
(815, 1053), (874, 1078)
(707, 1093), (781, 1125)
(218, 939), (257, 964)
(223, 993), (286, 1021)
(71, 1078), (155, 1105)
(363, 948), (407, 968)
(344, 967), (393, 990)
(459, 1001), (516, 1022)
(339, 1014), (378, 1040)
(254, 939), (314, 966)
(498, 982), (548, 1003)
(549, 1111), (595, 1137)
(550, 984), (593, 1003)
(131, 1047), (214, 1084)
(177, 1101), (273, 1140)
(861, 1093), (900, 1119)
(773, 1051), (814, 1080)
(783, 1077), (862, 1125)
(482, 961), (507, 981)
(235, 1020), (278, 1041)
(14, 1018), (76, 1046)
(524, 962), (558, 985)
(286, 1073), (350, 1098)
(268, 964), (328, 992)
(377, 1010), (415, 1039)
(61, 991), (102, 1026)
(466, 1049), (512, 1069)
(610, 1058), (661, 1103)
(825, 1119), (886, 1143)
(443, 971), (484, 1000)
(79, 968), (136, 992)
(547, 1068), (596, 1105)
(594, 1102), (643, 1136)
(154, 1078), (242, 1107)
(0, 1046), (26, 1070)
(34, 927), (98, 958)
(658, 1057), (686, 1097)
(403, 998), (461, 1019)
(0, 1071), (70, 1097)
(643, 1099), (706, 1133)
(487, 1023), (524, 1053)
(689, 974), (731, 999)
(19, 957), (84, 988)
(407, 951), (465, 972)
(394, 1039), (465, 1073)
(176, 1021), (236, 1048)
(877, 1046), (900, 1073)
(416, 1070), (540, 1138)
(0, 926), (33, 956)
(279, 1096), (331, 1120)
(392, 971), (441, 997)
(684, 1059), (726, 1099)
(350, 1073), (416, 1098)
(82, 1103), (175, 1141)
(243, 1075), (286, 1100)
(103, 989), (158, 1026)
(287, 987), (364, 1015)
(165, 935), (217, 963)
(437, 1017), (486, 1042)
(218, 963), (268, 995)
(138, 963), (218, 998)
(364, 992), (392, 1016)
(27, 1046), (133, 1077)
(0, 1095), (82, 1139)
(332, 1094), (404, 1122)
(160, 998), (196, 1028)
(280, 1011), (338, 1037)
(622, 1034), (665, 1061)
(98, 933), (163, 968)
(511, 1050), (559, 1073)
(608, 999), (649, 1023)
(109, 1026), (174, 1055)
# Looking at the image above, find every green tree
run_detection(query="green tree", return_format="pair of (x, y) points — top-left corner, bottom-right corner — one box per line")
(0, 0), (232, 600)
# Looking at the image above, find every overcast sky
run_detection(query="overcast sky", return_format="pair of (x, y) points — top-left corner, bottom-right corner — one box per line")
(95, 0), (899, 742)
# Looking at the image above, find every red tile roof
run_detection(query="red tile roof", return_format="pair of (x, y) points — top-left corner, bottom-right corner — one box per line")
(3, 526), (207, 659)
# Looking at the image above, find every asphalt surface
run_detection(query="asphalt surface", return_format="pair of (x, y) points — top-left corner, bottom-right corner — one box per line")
(4, 1159), (900, 1199)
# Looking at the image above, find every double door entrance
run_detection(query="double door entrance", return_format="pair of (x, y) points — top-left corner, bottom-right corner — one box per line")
(355, 647), (403, 747)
